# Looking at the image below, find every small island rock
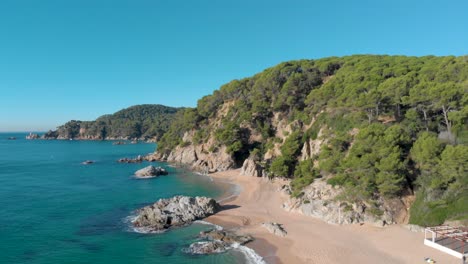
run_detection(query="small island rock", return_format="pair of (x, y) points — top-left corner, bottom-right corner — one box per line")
(134, 165), (168, 178)
(26, 133), (40, 140)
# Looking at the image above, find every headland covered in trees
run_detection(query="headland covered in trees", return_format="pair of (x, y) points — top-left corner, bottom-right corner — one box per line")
(153, 55), (467, 227)
(41, 104), (182, 141)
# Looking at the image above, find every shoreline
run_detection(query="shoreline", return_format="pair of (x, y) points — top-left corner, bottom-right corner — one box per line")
(205, 169), (460, 264)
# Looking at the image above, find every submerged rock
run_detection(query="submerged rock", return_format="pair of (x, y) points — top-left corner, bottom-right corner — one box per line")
(134, 165), (168, 178)
(132, 196), (220, 232)
(112, 141), (126, 145)
(262, 222), (287, 237)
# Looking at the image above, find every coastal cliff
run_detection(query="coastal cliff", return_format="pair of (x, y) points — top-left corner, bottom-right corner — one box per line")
(153, 55), (467, 227)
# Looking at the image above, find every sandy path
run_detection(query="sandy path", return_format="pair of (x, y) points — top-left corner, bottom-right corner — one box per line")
(205, 169), (460, 264)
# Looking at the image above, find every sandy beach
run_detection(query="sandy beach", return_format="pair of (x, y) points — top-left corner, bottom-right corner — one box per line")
(206, 169), (460, 264)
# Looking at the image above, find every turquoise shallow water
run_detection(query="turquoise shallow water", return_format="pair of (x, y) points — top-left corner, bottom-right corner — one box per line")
(0, 133), (246, 264)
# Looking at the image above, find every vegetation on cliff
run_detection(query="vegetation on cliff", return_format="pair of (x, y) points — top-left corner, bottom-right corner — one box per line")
(157, 55), (467, 226)
(54, 104), (181, 140)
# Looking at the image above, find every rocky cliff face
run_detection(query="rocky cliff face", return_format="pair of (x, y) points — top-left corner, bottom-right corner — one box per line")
(300, 128), (327, 161)
(282, 179), (409, 226)
(155, 140), (235, 173)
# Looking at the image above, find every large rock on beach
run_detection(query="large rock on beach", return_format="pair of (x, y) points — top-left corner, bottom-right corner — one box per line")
(262, 222), (287, 237)
(133, 196), (220, 232)
(240, 157), (264, 177)
(134, 165), (168, 178)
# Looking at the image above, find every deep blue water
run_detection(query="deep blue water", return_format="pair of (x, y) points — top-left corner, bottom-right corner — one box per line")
(0, 133), (245, 264)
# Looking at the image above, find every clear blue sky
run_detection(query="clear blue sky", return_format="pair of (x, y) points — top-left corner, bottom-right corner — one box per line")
(1, 0), (467, 131)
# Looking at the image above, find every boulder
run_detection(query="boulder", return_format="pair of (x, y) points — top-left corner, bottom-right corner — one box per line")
(132, 196), (220, 232)
(262, 222), (287, 237)
(134, 165), (168, 178)
(240, 157), (264, 177)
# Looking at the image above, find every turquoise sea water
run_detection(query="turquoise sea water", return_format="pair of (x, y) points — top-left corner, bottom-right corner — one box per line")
(0, 133), (246, 264)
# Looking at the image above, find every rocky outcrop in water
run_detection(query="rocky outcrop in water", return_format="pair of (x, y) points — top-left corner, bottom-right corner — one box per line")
(26, 133), (39, 140)
(187, 229), (253, 254)
(262, 222), (287, 237)
(118, 155), (144, 163)
(133, 196), (220, 232)
(134, 165), (168, 178)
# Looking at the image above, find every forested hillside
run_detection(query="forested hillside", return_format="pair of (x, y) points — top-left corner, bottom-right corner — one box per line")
(155, 55), (467, 226)
(47, 104), (181, 140)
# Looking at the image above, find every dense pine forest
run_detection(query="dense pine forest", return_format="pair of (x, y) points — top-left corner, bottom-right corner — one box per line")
(156, 55), (467, 226)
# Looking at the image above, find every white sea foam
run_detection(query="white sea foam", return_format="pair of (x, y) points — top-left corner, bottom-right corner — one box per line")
(216, 183), (242, 203)
(193, 220), (223, 231)
(231, 243), (267, 264)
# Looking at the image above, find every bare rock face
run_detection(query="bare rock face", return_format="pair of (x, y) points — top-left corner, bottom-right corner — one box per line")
(187, 229), (253, 255)
(240, 157), (264, 177)
(132, 196), (220, 232)
(285, 179), (400, 226)
(300, 128), (326, 161)
(134, 165), (168, 178)
(262, 222), (287, 237)
(164, 144), (235, 173)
